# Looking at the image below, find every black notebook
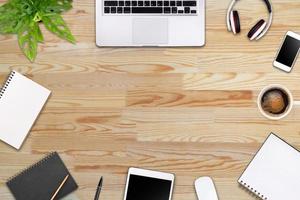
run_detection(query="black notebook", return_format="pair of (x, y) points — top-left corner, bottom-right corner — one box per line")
(6, 152), (78, 200)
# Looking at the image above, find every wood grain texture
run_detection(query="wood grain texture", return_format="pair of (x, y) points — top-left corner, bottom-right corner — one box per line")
(1, 0), (300, 199)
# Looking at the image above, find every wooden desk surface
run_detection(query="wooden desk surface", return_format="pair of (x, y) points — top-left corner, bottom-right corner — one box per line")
(1, 0), (300, 199)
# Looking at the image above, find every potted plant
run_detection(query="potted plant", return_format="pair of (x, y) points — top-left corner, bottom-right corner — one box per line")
(0, 0), (75, 62)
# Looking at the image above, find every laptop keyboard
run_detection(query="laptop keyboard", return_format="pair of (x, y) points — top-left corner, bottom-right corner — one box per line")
(103, 0), (197, 15)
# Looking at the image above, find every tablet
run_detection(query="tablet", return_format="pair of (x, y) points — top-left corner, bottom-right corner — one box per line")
(123, 168), (175, 200)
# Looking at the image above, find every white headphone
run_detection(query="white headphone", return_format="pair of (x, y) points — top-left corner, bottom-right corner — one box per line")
(226, 0), (273, 40)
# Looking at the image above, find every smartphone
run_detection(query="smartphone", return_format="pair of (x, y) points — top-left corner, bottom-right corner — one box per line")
(273, 31), (300, 72)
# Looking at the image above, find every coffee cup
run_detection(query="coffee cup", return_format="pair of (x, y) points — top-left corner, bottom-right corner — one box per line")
(257, 84), (300, 120)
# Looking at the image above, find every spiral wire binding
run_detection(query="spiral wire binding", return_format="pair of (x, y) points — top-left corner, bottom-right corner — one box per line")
(0, 71), (16, 100)
(7, 152), (57, 184)
(239, 180), (268, 200)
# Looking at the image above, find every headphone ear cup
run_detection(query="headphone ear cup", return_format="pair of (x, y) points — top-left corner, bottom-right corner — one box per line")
(247, 19), (267, 40)
(230, 10), (241, 34)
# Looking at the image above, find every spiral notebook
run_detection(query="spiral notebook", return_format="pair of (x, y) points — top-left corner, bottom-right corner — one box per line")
(238, 133), (300, 200)
(6, 152), (78, 200)
(0, 70), (51, 149)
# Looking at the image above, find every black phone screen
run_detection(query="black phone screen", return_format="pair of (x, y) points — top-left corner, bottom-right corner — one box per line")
(276, 35), (300, 67)
(125, 175), (172, 200)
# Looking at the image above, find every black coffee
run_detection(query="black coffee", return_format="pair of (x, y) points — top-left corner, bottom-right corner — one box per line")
(261, 89), (290, 115)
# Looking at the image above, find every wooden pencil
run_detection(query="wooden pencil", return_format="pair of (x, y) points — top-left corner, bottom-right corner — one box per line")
(50, 174), (69, 200)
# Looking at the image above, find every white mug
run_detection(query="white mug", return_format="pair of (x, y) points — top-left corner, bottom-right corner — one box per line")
(257, 84), (300, 120)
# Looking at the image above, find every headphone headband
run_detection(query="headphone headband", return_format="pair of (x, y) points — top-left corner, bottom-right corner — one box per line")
(228, 0), (272, 14)
(263, 0), (272, 13)
(226, 0), (273, 40)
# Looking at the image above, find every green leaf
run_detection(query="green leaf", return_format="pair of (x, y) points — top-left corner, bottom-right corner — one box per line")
(0, 3), (20, 34)
(0, 4), (5, 12)
(9, 0), (36, 15)
(34, 23), (44, 43)
(32, 12), (44, 42)
(17, 21), (39, 62)
(0, 18), (18, 34)
(41, 0), (72, 14)
(42, 13), (75, 43)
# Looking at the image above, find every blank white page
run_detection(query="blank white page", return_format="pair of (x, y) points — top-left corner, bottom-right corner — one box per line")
(0, 71), (50, 149)
(238, 133), (300, 200)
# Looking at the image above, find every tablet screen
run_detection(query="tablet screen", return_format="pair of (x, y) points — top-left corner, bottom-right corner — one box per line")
(125, 174), (172, 200)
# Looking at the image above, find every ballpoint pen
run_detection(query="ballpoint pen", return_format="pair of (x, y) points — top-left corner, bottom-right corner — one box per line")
(94, 176), (103, 200)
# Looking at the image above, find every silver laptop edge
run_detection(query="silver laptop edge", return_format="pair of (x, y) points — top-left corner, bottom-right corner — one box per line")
(96, 0), (205, 46)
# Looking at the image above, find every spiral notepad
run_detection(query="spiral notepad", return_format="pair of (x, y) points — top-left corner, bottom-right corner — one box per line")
(0, 70), (51, 149)
(238, 133), (300, 200)
(7, 152), (78, 200)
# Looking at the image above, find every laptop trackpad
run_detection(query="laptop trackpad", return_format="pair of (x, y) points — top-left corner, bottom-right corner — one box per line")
(132, 18), (169, 45)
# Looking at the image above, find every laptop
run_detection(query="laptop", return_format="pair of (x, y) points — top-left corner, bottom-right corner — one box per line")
(96, 0), (205, 46)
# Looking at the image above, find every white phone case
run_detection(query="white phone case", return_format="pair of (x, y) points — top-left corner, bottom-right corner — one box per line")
(273, 31), (300, 73)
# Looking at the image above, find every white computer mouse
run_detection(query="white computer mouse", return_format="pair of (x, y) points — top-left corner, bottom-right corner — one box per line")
(195, 177), (219, 200)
